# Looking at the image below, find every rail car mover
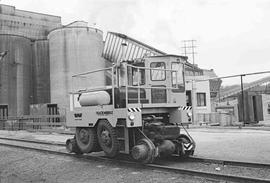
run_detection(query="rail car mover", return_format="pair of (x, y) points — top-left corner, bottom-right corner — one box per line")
(66, 55), (195, 163)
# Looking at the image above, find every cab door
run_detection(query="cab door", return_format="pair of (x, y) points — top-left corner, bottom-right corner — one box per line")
(148, 61), (168, 103)
(170, 62), (186, 105)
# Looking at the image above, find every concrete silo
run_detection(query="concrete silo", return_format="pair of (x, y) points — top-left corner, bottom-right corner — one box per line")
(48, 21), (106, 114)
(32, 40), (50, 104)
(0, 34), (33, 116)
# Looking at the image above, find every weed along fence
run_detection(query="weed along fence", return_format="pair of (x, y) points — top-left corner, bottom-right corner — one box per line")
(0, 115), (66, 131)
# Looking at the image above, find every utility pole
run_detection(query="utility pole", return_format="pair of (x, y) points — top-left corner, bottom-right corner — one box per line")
(182, 40), (197, 124)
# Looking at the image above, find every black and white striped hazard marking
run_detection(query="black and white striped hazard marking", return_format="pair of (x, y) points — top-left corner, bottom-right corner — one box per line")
(178, 106), (192, 110)
(128, 108), (141, 112)
(184, 143), (193, 150)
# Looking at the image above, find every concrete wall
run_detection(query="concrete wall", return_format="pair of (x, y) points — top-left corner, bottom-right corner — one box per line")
(185, 77), (211, 124)
(0, 4), (61, 39)
(0, 35), (33, 116)
(32, 40), (50, 104)
(48, 23), (106, 114)
(185, 76), (211, 114)
(0, 4), (61, 116)
(213, 99), (239, 122)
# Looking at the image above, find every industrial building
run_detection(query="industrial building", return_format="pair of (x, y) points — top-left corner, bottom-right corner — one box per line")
(0, 4), (218, 124)
(0, 4), (61, 117)
(214, 82), (270, 125)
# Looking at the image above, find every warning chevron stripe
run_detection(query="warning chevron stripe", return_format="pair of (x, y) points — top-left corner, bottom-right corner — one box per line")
(178, 106), (192, 110)
(184, 143), (192, 150)
(128, 108), (141, 112)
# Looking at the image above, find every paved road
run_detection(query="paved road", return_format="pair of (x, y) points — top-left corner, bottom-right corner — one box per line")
(0, 146), (209, 183)
(189, 128), (270, 164)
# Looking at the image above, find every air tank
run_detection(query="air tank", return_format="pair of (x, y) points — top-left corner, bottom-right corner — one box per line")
(0, 34), (32, 116)
(79, 91), (110, 106)
(32, 40), (50, 104)
(48, 21), (106, 113)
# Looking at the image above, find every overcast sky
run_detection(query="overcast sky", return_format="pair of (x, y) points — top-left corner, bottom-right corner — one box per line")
(2, 0), (270, 85)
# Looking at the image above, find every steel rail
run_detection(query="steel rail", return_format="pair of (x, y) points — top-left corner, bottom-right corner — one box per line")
(0, 137), (65, 146)
(188, 156), (270, 169)
(0, 138), (270, 183)
(147, 163), (270, 183)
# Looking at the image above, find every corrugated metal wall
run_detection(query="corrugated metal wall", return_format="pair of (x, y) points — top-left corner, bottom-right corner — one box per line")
(238, 91), (264, 123)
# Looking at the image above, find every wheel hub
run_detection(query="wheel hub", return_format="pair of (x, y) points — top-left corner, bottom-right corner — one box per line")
(101, 130), (111, 146)
(78, 129), (89, 144)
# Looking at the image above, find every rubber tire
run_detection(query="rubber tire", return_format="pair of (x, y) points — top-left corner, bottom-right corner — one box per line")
(97, 120), (119, 157)
(66, 138), (83, 155)
(66, 139), (73, 153)
(75, 127), (99, 153)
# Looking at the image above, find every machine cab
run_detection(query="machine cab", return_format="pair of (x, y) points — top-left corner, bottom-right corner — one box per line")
(126, 55), (187, 107)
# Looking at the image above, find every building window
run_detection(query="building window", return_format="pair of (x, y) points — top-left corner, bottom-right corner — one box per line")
(0, 105), (8, 119)
(150, 62), (166, 81)
(186, 90), (192, 106)
(197, 93), (206, 106)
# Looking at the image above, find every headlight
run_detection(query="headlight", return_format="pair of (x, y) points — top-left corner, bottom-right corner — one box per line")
(187, 112), (192, 117)
(128, 112), (135, 121)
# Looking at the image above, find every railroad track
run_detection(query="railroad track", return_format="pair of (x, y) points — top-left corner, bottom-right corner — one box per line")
(188, 156), (270, 169)
(0, 137), (269, 183)
(0, 136), (65, 146)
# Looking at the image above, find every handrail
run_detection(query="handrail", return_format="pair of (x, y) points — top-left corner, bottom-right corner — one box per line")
(126, 63), (178, 72)
(70, 86), (113, 94)
(70, 62), (184, 107)
(72, 66), (115, 77)
(127, 85), (177, 90)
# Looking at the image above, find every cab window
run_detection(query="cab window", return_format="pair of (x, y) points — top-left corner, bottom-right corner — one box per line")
(150, 62), (166, 81)
(171, 62), (185, 92)
(132, 68), (145, 85)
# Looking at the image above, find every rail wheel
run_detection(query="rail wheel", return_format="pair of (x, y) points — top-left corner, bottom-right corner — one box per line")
(97, 120), (119, 157)
(131, 138), (156, 164)
(178, 134), (194, 157)
(75, 127), (99, 153)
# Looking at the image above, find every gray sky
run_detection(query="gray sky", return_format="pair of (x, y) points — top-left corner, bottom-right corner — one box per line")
(2, 0), (270, 84)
